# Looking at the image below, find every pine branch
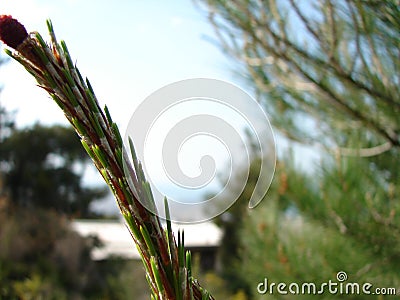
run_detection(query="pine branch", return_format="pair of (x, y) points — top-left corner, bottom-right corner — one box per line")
(202, 0), (400, 150)
(0, 15), (214, 300)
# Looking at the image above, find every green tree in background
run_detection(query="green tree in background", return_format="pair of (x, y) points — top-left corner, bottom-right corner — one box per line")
(0, 59), (119, 297)
(0, 123), (107, 217)
(0, 204), (104, 299)
(0, 86), (137, 298)
(198, 0), (400, 298)
(200, 0), (399, 151)
(233, 154), (400, 299)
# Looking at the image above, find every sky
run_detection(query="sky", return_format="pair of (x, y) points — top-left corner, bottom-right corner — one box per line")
(0, 0), (235, 128)
(0, 0), (247, 215)
(0, 1), (318, 217)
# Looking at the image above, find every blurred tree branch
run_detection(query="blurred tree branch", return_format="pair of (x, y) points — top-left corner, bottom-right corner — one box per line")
(199, 0), (400, 153)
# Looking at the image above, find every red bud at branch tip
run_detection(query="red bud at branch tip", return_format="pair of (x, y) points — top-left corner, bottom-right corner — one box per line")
(0, 15), (28, 49)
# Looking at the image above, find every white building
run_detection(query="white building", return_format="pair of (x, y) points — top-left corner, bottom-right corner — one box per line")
(72, 219), (222, 270)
